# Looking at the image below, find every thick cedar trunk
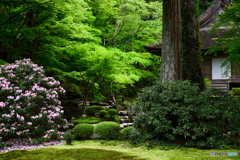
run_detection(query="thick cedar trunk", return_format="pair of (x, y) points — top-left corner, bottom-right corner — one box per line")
(160, 0), (181, 82)
(181, 0), (205, 91)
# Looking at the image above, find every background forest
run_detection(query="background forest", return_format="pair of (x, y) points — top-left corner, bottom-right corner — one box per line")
(0, 0), (219, 103)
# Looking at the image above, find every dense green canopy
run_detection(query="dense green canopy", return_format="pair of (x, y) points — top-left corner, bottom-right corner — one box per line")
(0, 0), (162, 103)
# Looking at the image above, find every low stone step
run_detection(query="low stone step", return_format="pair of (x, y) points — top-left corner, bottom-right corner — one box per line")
(120, 119), (130, 123)
(122, 123), (133, 127)
(210, 84), (228, 87)
(116, 115), (129, 119)
(118, 111), (128, 116)
(90, 134), (101, 139)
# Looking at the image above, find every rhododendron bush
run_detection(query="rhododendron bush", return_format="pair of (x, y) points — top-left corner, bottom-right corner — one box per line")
(0, 59), (67, 147)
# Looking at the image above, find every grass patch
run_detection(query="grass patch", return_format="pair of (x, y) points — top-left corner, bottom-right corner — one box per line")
(72, 116), (105, 124)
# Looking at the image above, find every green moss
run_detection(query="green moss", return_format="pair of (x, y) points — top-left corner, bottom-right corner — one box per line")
(231, 88), (240, 96)
(72, 116), (105, 124)
(0, 148), (145, 160)
(108, 109), (118, 117)
(99, 110), (108, 118)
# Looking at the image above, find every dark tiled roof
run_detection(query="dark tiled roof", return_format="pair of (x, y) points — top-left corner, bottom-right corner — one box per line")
(144, 0), (231, 56)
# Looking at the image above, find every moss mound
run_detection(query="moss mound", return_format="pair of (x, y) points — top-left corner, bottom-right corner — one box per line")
(86, 106), (104, 116)
(93, 122), (121, 140)
(122, 127), (134, 140)
(73, 124), (94, 140)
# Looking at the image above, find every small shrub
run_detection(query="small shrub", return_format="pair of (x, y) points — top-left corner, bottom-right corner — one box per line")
(231, 88), (240, 96)
(120, 102), (127, 109)
(122, 127), (134, 140)
(86, 105), (104, 116)
(93, 122), (121, 140)
(113, 116), (120, 124)
(99, 110), (108, 118)
(63, 131), (75, 145)
(204, 78), (212, 87)
(108, 109), (118, 117)
(73, 124), (94, 140)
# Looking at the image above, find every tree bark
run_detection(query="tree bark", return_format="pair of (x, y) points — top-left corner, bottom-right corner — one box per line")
(112, 0), (128, 47)
(160, 0), (181, 82)
(181, 0), (205, 91)
(83, 94), (88, 115)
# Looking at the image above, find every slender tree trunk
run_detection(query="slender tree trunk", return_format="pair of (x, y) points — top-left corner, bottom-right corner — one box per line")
(83, 94), (88, 115)
(181, 0), (205, 91)
(112, 0), (128, 47)
(160, 0), (181, 82)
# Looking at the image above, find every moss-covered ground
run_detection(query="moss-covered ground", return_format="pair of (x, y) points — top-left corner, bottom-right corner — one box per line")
(72, 116), (106, 124)
(0, 140), (239, 160)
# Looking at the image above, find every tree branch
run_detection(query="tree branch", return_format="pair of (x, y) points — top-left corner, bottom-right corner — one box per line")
(0, 2), (52, 27)
(116, 25), (142, 48)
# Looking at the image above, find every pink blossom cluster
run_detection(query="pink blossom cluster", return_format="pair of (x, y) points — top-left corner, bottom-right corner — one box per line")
(0, 58), (67, 146)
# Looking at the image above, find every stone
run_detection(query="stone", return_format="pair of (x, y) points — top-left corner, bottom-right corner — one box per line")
(102, 106), (112, 110)
(120, 124), (124, 129)
(57, 120), (76, 132)
(118, 111), (128, 116)
(89, 101), (109, 106)
(90, 134), (101, 139)
(122, 123), (133, 127)
(71, 117), (76, 120)
(116, 116), (125, 119)
(95, 113), (100, 117)
(123, 116), (129, 119)
(120, 119), (130, 123)
(127, 105), (144, 116)
(77, 101), (89, 106)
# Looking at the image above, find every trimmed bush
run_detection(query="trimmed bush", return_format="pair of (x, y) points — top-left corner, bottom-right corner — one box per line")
(99, 110), (108, 118)
(122, 127), (134, 140)
(93, 122), (121, 140)
(108, 109), (118, 117)
(129, 80), (240, 149)
(86, 105), (104, 116)
(73, 124), (94, 140)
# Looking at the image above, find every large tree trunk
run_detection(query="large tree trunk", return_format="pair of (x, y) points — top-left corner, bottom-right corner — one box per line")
(181, 0), (205, 91)
(160, 0), (181, 82)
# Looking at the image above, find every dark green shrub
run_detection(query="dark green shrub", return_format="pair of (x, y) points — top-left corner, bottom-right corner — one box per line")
(122, 127), (134, 140)
(86, 105), (104, 116)
(93, 122), (121, 140)
(63, 131), (75, 145)
(99, 110), (108, 118)
(129, 80), (240, 149)
(120, 102), (127, 109)
(108, 109), (118, 117)
(73, 124), (94, 140)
